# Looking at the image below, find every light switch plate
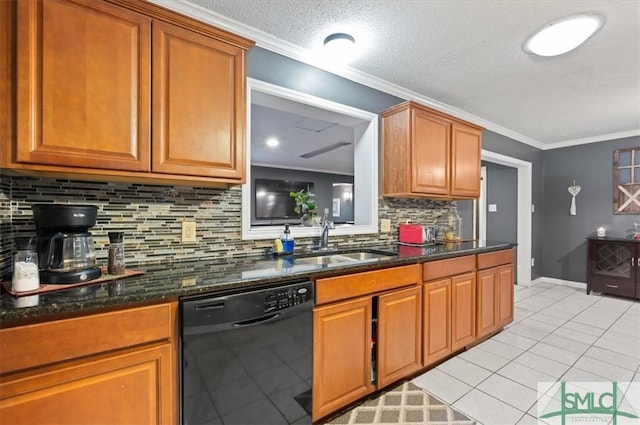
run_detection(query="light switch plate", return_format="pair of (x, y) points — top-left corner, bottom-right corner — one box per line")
(380, 219), (391, 233)
(488, 204), (497, 212)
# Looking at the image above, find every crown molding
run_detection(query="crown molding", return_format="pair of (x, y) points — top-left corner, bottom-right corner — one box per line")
(543, 129), (640, 150)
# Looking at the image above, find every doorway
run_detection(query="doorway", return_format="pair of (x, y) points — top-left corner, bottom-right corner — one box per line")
(480, 150), (532, 287)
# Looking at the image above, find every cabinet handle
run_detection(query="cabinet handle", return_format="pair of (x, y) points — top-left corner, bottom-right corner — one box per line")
(632, 258), (636, 267)
(606, 284), (619, 288)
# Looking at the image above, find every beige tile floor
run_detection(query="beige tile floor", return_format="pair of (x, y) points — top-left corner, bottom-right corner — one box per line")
(412, 281), (640, 425)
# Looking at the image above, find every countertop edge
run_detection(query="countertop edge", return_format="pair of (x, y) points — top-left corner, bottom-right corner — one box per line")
(1, 242), (516, 326)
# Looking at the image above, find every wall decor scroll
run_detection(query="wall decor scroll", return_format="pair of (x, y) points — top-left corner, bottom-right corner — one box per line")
(568, 180), (581, 215)
(613, 147), (640, 214)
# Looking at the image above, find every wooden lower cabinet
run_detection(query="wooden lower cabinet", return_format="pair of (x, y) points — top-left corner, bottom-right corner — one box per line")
(423, 279), (451, 365)
(422, 255), (477, 367)
(377, 286), (422, 388)
(313, 264), (423, 421)
(496, 264), (514, 326)
(0, 343), (173, 424)
(476, 267), (499, 337)
(313, 296), (373, 421)
(476, 249), (515, 339)
(0, 302), (177, 424)
(451, 272), (477, 351)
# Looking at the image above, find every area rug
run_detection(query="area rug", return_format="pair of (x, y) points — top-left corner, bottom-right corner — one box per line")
(323, 381), (476, 425)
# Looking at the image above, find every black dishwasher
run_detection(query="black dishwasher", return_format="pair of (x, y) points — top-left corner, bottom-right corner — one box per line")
(180, 280), (313, 425)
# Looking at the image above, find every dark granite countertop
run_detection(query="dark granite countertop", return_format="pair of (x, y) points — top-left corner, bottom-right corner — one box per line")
(0, 240), (515, 326)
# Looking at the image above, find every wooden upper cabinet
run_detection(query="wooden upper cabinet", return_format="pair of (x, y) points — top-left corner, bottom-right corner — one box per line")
(15, 0), (151, 172)
(411, 109), (450, 195)
(451, 122), (482, 197)
(382, 101), (482, 199)
(7, 0), (253, 186)
(152, 20), (245, 179)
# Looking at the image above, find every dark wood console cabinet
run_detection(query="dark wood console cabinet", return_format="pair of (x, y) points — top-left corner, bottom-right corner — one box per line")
(587, 237), (640, 299)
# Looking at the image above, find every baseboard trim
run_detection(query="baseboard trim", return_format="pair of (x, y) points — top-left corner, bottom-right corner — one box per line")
(533, 276), (586, 289)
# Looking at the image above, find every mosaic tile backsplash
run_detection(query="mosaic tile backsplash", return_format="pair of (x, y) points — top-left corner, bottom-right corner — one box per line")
(0, 175), (457, 278)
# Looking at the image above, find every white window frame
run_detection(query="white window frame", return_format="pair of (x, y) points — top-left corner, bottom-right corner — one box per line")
(241, 79), (379, 240)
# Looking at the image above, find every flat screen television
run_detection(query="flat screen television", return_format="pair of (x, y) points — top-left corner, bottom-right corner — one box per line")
(254, 178), (314, 220)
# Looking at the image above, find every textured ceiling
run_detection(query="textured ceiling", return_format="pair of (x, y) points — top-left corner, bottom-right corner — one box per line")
(159, 0), (640, 149)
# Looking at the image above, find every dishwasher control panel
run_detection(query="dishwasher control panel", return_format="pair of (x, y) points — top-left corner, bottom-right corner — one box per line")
(264, 282), (313, 313)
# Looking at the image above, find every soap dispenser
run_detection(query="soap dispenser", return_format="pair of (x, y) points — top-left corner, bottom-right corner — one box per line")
(281, 224), (294, 254)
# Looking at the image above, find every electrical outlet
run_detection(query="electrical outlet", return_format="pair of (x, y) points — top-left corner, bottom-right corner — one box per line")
(380, 219), (391, 233)
(531, 258), (535, 267)
(182, 221), (196, 243)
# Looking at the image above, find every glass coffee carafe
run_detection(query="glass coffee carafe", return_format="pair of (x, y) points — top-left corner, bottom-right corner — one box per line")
(46, 232), (97, 272)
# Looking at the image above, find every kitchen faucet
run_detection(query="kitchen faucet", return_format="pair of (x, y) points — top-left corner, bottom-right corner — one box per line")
(319, 208), (335, 249)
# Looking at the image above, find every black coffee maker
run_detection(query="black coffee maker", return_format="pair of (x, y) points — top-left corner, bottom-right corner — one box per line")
(32, 204), (102, 284)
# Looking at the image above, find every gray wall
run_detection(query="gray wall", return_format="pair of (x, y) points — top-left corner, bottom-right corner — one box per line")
(542, 135), (640, 283)
(249, 47), (404, 114)
(485, 162), (518, 244)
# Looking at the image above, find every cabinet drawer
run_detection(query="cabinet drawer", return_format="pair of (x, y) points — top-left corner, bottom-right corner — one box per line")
(316, 265), (421, 305)
(423, 255), (475, 282)
(590, 279), (635, 298)
(0, 302), (176, 374)
(477, 249), (514, 270)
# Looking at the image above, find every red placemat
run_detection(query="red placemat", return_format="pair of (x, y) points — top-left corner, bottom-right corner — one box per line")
(2, 269), (145, 297)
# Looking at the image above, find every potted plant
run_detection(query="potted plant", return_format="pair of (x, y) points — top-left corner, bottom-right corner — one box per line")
(289, 188), (318, 226)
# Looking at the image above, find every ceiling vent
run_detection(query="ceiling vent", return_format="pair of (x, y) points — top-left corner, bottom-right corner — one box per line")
(295, 118), (335, 132)
(300, 142), (351, 159)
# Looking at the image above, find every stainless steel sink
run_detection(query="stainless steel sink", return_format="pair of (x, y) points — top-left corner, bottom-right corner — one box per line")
(338, 251), (394, 261)
(294, 254), (356, 265)
(294, 250), (396, 265)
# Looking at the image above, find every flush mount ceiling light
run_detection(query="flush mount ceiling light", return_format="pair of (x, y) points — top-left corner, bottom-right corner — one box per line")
(523, 13), (604, 57)
(266, 137), (279, 148)
(323, 33), (356, 62)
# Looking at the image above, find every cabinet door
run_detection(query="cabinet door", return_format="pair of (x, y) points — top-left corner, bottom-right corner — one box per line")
(377, 286), (422, 388)
(423, 279), (451, 366)
(313, 297), (373, 421)
(497, 264), (514, 327)
(411, 109), (450, 195)
(0, 343), (174, 424)
(450, 123), (481, 197)
(476, 268), (498, 338)
(152, 20), (246, 179)
(451, 272), (476, 350)
(16, 0), (151, 171)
